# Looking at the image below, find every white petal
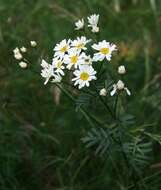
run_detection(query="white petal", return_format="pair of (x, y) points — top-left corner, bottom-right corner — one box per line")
(85, 81), (90, 87)
(93, 53), (105, 62)
(110, 88), (117, 96)
(41, 59), (48, 68)
(125, 87), (131, 96)
(44, 78), (49, 85)
(92, 44), (100, 50)
(106, 54), (112, 61)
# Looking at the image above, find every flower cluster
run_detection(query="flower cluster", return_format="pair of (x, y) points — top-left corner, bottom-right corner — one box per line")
(41, 35), (116, 89)
(40, 14), (131, 95)
(12, 14), (131, 96)
(13, 47), (23, 60)
(100, 64), (131, 97)
(109, 65), (131, 96)
(13, 41), (37, 68)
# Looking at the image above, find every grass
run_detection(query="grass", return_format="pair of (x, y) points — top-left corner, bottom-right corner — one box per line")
(1, 0), (161, 189)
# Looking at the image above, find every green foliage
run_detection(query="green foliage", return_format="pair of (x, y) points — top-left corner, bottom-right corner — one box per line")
(144, 132), (161, 145)
(123, 138), (152, 171)
(1, 0), (161, 190)
(75, 92), (93, 109)
(82, 127), (153, 172)
(82, 127), (119, 156)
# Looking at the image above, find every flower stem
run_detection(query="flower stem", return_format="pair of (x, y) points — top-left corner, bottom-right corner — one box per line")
(93, 84), (117, 120)
(55, 83), (101, 128)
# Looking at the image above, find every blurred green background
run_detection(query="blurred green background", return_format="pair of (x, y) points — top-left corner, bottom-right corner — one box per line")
(1, 0), (161, 189)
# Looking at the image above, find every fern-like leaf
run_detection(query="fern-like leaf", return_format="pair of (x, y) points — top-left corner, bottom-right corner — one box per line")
(123, 137), (152, 171)
(82, 127), (119, 156)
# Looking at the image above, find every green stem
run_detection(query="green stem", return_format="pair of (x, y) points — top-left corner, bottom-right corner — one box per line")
(79, 108), (96, 128)
(97, 61), (103, 76)
(114, 94), (118, 117)
(99, 95), (117, 120)
(93, 84), (117, 120)
(55, 83), (100, 128)
(114, 95), (141, 189)
(62, 81), (95, 97)
(55, 83), (75, 101)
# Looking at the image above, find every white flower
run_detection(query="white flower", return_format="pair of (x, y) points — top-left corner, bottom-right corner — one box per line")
(19, 61), (27, 68)
(71, 36), (91, 52)
(64, 49), (85, 70)
(54, 39), (71, 59)
(99, 88), (107, 96)
(20, 47), (27, 53)
(118, 65), (126, 74)
(110, 80), (131, 96)
(72, 65), (97, 89)
(75, 19), (84, 30)
(14, 52), (23, 60)
(87, 14), (99, 33)
(92, 40), (117, 62)
(52, 57), (65, 76)
(30, 41), (37, 47)
(41, 59), (61, 85)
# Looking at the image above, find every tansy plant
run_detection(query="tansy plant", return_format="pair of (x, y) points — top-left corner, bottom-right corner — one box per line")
(13, 14), (158, 189)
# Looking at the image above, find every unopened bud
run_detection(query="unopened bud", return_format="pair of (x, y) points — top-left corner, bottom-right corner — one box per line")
(99, 88), (107, 96)
(14, 52), (23, 60)
(20, 46), (27, 53)
(118, 65), (126, 74)
(13, 47), (20, 54)
(19, 61), (27, 68)
(30, 41), (37, 47)
(117, 80), (125, 90)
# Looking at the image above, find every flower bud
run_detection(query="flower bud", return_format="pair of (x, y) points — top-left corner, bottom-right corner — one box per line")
(19, 61), (27, 68)
(118, 65), (126, 74)
(20, 46), (27, 53)
(99, 88), (107, 96)
(117, 80), (125, 90)
(13, 47), (20, 54)
(14, 52), (23, 60)
(30, 41), (37, 47)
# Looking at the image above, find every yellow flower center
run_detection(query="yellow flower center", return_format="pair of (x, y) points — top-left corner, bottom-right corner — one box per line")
(56, 61), (62, 69)
(76, 43), (84, 49)
(80, 72), (89, 81)
(60, 45), (68, 53)
(100, 47), (109, 55)
(71, 55), (78, 64)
